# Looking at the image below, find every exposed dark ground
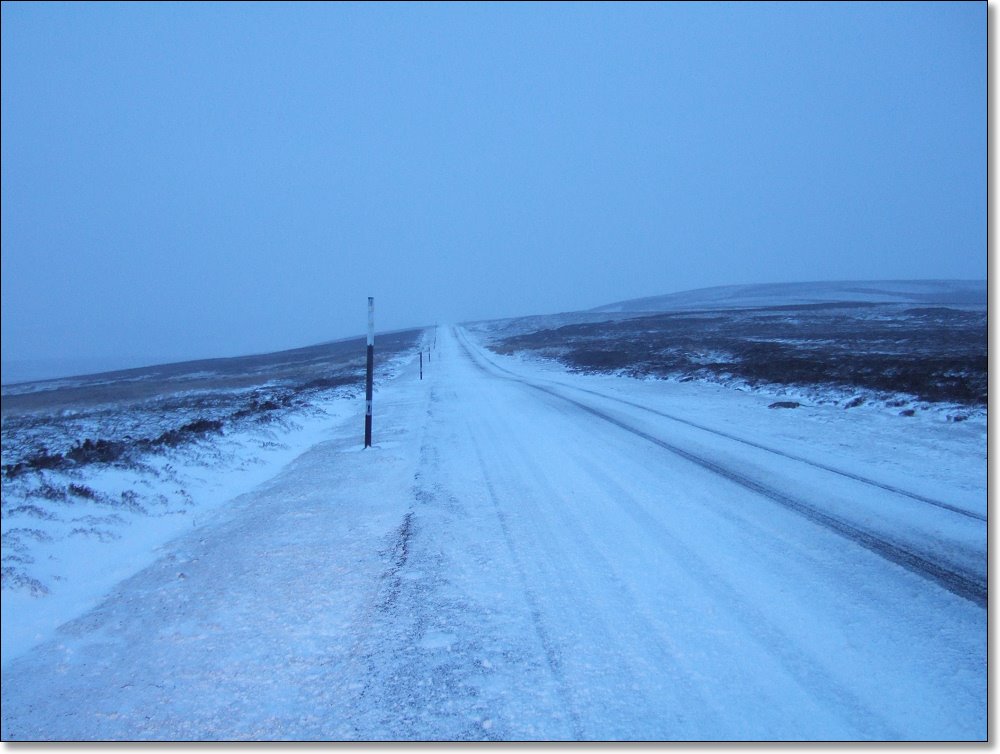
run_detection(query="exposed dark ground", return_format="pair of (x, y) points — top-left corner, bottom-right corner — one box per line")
(1, 329), (422, 478)
(485, 303), (986, 407)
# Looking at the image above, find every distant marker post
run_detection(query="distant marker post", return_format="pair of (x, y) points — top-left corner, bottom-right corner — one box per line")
(364, 297), (374, 448)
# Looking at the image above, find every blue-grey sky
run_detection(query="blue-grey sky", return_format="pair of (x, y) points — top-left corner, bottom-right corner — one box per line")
(1, 1), (985, 380)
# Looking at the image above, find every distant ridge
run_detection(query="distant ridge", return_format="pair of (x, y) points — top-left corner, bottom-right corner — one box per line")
(592, 280), (986, 313)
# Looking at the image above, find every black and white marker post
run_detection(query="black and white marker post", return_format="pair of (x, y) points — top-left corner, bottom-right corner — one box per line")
(364, 297), (374, 448)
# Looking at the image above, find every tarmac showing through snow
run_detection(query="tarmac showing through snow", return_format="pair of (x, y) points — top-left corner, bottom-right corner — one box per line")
(1, 326), (986, 740)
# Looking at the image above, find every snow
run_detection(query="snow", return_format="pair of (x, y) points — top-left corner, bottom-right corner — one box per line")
(1, 344), (421, 664)
(593, 279), (987, 313)
(484, 345), (986, 519)
(2, 398), (354, 664)
(1, 326), (986, 741)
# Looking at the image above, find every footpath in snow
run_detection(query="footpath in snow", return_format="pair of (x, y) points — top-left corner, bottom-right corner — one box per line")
(1, 326), (986, 741)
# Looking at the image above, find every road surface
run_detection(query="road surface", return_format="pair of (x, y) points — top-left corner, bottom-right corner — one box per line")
(1, 326), (986, 740)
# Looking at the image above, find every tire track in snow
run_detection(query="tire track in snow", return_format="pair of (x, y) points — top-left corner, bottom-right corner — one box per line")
(343, 382), (452, 739)
(455, 329), (987, 609)
(547, 393), (988, 609)
(564, 385), (984, 522)
(468, 429), (585, 740)
(348, 490), (493, 738)
(566, 456), (900, 739)
(470, 411), (727, 737)
(347, 382), (549, 740)
(459, 328), (983, 522)
(456, 330), (896, 737)
(374, 512), (415, 612)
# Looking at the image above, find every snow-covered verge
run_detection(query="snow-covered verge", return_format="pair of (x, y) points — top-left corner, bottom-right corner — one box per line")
(468, 299), (987, 425)
(470, 339), (986, 520)
(1, 332), (424, 664)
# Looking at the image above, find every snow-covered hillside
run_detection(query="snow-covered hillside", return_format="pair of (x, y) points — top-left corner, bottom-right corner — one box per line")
(1, 323), (985, 741)
(471, 280), (987, 424)
(1, 331), (423, 662)
(592, 279), (986, 313)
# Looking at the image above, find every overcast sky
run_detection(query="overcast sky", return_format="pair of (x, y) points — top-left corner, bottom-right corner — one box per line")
(1, 1), (985, 380)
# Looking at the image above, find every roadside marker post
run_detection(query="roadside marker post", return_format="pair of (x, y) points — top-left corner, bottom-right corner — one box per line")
(364, 297), (374, 448)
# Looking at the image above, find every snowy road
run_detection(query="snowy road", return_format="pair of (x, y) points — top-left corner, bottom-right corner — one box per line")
(1, 326), (986, 740)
